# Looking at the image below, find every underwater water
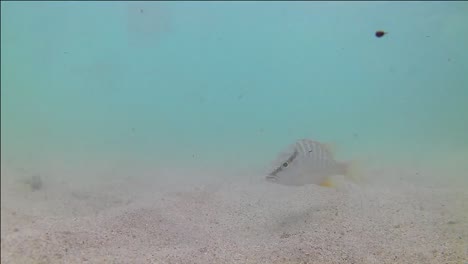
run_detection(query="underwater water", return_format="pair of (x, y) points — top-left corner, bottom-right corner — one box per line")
(1, 2), (467, 263)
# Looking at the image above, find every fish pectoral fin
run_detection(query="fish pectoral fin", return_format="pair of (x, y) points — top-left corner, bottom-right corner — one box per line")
(319, 177), (335, 188)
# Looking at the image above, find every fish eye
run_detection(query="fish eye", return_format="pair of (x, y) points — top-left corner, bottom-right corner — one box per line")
(282, 162), (289, 167)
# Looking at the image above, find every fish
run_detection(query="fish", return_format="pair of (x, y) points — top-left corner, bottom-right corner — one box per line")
(375, 30), (387, 38)
(266, 139), (358, 187)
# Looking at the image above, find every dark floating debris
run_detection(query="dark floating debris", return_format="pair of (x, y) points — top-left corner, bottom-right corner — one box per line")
(25, 174), (43, 191)
(375, 30), (387, 38)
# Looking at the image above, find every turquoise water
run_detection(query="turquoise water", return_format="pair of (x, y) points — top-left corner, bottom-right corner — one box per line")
(2, 2), (468, 174)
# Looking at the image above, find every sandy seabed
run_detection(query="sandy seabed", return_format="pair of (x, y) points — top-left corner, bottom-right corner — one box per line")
(1, 163), (467, 264)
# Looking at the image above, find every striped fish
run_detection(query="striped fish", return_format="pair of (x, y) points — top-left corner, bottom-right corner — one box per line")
(266, 139), (351, 187)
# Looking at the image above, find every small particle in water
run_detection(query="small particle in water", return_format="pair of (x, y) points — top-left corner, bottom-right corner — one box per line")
(447, 221), (457, 225)
(13, 228), (19, 232)
(375, 30), (387, 38)
(140, 9), (144, 14)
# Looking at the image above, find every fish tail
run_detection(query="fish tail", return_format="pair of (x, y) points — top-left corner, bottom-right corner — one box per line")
(343, 160), (365, 184)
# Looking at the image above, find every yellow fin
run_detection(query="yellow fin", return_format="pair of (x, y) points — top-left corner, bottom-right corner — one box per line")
(319, 177), (335, 188)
